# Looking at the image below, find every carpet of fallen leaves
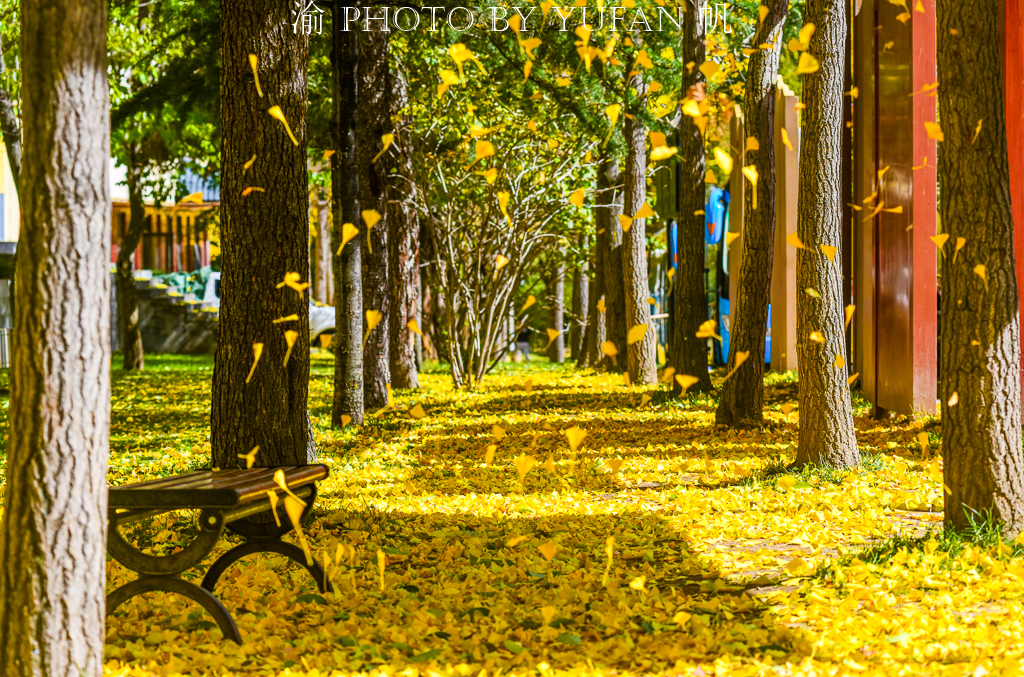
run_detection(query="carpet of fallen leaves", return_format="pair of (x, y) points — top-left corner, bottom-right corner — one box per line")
(2, 354), (1021, 677)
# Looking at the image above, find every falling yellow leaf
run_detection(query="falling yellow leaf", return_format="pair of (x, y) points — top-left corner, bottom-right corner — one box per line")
(545, 328), (561, 350)
(337, 223), (360, 255)
(845, 304), (856, 330)
(507, 535), (528, 547)
(639, 394), (652, 408)
(407, 319), (423, 336)
(795, 52), (820, 75)
(495, 254), (510, 271)
(834, 354), (846, 369)
(785, 557), (809, 574)
(930, 233), (950, 252)
(176, 192), (203, 207)
(629, 575), (647, 591)
(746, 136), (760, 151)
(804, 288), (821, 299)
(565, 426), (587, 452)
(362, 210), (382, 255)
(781, 403), (796, 415)
(267, 105), (299, 146)
(514, 454), (538, 488)
(634, 203), (656, 220)
(924, 121), (944, 141)
(409, 403), (426, 420)
(272, 314), (299, 324)
(538, 541), (558, 561)
(285, 496), (313, 565)
(912, 156), (928, 170)
(570, 189), (585, 207)
(974, 264), (987, 288)
(787, 232), (806, 249)
(243, 155), (257, 173)
(742, 165), (759, 210)
(274, 469), (307, 507)
(675, 374), (700, 395)
(377, 549), (386, 592)
(848, 372), (861, 385)
(954, 237), (967, 262)
(778, 476), (797, 490)
(241, 187), (265, 197)
(798, 22), (816, 45)
(602, 536), (615, 585)
(323, 150), (335, 160)
(601, 340), (618, 357)
(248, 54), (263, 97)
(485, 444), (497, 465)
(266, 490), (281, 528)
(809, 331), (825, 343)
(627, 324), (648, 345)
(696, 319), (722, 341)
(713, 146), (733, 174)
(725, 231), (741, 246)
(948, 391), (959, 407)
(781, 128), (794, 151)
(237, 445), (259, 469)
(371, 133), (395, 164)
(522, 295), (537, 313)
(283, 330), (299, 367)
(723, 351), (749, 382)
(618, 214), (634, 232)
(820, 245), (838, 262)
(363, 310), (383, 349)
(246, 343), (264, 383)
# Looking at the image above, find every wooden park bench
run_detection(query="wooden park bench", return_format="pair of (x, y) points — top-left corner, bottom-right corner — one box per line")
(106, 465), (333, 643)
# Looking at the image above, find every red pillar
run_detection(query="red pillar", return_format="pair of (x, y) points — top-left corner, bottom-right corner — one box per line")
(1004, 0), (1024, 402)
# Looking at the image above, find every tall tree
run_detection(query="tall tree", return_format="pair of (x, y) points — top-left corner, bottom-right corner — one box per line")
(937, 0), (1024, 533)
(577, 242), (603, 368)
(716, 0), (788, 426)
(793, 0), (859, 468)
(670, 0), (713, 395)
(0, 0), (110, 673)
(311, 187), (334, 305)
(546, 260), (566, 363)
(599, 158), (628, 370)
(331, 8), (363, 426)
(387, 66), (419, 389)
(621, 75), (657, 385)
(570, 234), (589, 359)
(116, 143), (147, 370)
(211, 0), (315, 467)
(357, 29), (390, 409)
(0, 35), (21, 193)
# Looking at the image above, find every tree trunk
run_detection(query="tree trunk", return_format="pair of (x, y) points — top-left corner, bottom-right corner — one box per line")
(331, 7), (363, 426)
(716, 0), (787, 426)
(670, 0), (713, 395)
(0, 36), (21, 194)
(793, 0), (859, 468)
(622, 98), (657, 385)
(570, 234), (589, 359)
(116, 145), (147, 371)
(937, 0), (1024, 534)
(312, 190), (334, 305)
(599, 159), (627, 370)
(387, 68), (419, 389)
(547, 263), (566, 363)
(357, 29), (391, 409)
(0, 0), (110, 673)
(211, 0), (315, 467)
(579, 241), (605, 368)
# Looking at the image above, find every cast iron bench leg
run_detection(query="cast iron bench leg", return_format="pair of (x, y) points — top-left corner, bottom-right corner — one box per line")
(107, 576), (242, 644)
(201, 539), (334, 594)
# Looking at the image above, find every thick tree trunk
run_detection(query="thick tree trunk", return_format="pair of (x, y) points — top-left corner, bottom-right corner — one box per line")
(546, 263), (566, 363)
(312, 190), (334, 305)
(116, 145), (147, 371)
(0, 36), (21, 194)
(579, 240), (605, 368)
(211, 0), (315, 467)
(716, 0), (787, 426)
(793, 0), (859, 468)
(331, 8), (363, 426)
(570, 234), (589, 359)
(357, 29), (391, 409)
(938, 0), (1024, 534)
(0, 0), (111, 673)
(387, 69), (419, 389)
(622, 101), (657, 384)
(599, 159), (627, 370)
(670, 0), (713, 395)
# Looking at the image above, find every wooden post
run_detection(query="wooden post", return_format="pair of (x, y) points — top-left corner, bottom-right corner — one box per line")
(771, 82), (799, 372)
(1003, 0), (1024, 404)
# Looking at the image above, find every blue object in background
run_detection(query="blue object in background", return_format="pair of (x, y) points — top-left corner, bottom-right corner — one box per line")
(704, 187), (729, 245)
(717, 297), (772, 365)
(668, 219), (678, 271)
(0, 194), (4, 240)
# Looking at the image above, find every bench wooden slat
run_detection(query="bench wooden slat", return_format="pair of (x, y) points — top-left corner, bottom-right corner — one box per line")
(109, 465), (329, 509)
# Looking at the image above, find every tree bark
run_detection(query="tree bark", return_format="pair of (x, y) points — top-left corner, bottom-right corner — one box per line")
(793, 0), (859, 468)
(570, 234), (589, 359)
(937, 0), (1024, 534)
(0, 0), (110, 673)
(0, 36), (22, 194)
(116, 144), (147, 371)
(622, 97), (657, 385)
(357, 29), (391, 409)
(670, 0), (713, 395)
(579, 239), (605, 368)
(599, 159), (627, 370)
(211, 0), (315, 467)
(312, 190), (334, 305)
(546, 262), (566, 363)
(716, 0), (787, 427)
(331, 7), (363, 426)
(387, 67), (419, 389)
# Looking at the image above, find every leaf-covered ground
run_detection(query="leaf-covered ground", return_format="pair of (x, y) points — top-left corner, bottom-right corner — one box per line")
(2, 354), (1022, 676)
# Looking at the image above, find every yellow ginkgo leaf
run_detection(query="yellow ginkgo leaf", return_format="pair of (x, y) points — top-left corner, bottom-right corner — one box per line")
(363, 310), (383, 349)
(848, 372), (861, 385)
(362, 210), (382, 255)
(545, 328), (561, 349)
(522, 295), (536, 313)
(485, 444), (497, 465)
(319, 333), (332, 349)
(723, 351), (749, 382)
(241, 187), (265, 197)
(924, 121), (944, 141)
(570, 189), (585, 207)
(237, 445), (259, 469)
(495, 254), (510, 271)
(948, 391), (959, 407)
(974, 264), (987, 287)
(809, 331), (825, 343)
(713, 146), (733, 175)
(607, 458), (624, 473)
(954, 237), (967, 262)
(725, 231), (741, 246)
(285, 496), (314, 565)
(675, 374), (699, 395)
(407, 319), (423, 336)
(835, 354), (846, 369)
(787, 232), (806, 249)
(917, 431), (930, 458)
(650, 146), (679, 161)
(337, 223), (360, 255)
(930, 233), (950, 253)
(492, 424), (505, 440)
(795, 52), (820, 75)
(634, 203), (655, 220)
(746, 136), (760, 151)
(274, 468), (307, 507)
(845, 304), (856, 330)
(541, 605), (557, 626)
(538, 541), (558, 561)
(283, 330), (299, 367)
(323, 149), (335, 160)
(601, 536), (615, 586)
(243, 154), (257, 173)
(248, 54), (263, 97)
(778, 475), (798, 490)
(820, 245), (838, 262)
(742, 165), (759, 210)
(696, 319), (721, 341)
(804, 288), (821, 299)
(799, 22), (815, 45)
(514, 454), (538, 487)
(507, 535), (528, 547)
(618, 214), (634, 232)
(785, 557), (809, 574)
(660, 366), (676, 384)
(371, 133), (395, 164)
(781, 403), (796, 415)
(409, 403), (426, 420)
(267, 105), (299, 146)
(176, 192), (203, 207)
(565, 426), (587, 452)
(266, 490), (282, 527)
(601, 340), (618, 357)
(272, 314), (299, 324)
(627, 324), (648, 345)
(629, 575), (647, 591)
(639, 393), (652, 408)
(246, 343), (264, 384)
(781, 128), (794, 151)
